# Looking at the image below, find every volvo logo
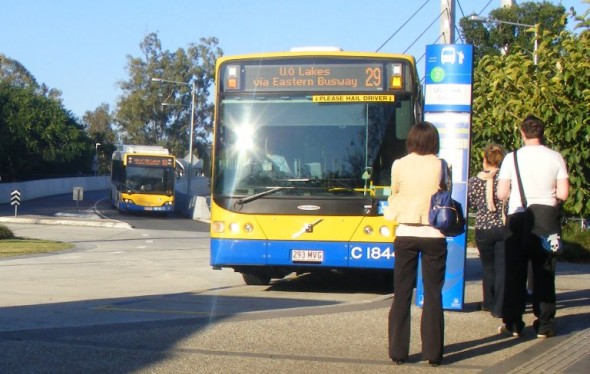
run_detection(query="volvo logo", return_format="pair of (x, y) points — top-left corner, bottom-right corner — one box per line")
(292, 219), (324, 238)
(297, 205), (321, 211)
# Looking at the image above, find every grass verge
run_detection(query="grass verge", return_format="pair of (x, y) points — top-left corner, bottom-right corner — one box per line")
(0, 238), (73, 258)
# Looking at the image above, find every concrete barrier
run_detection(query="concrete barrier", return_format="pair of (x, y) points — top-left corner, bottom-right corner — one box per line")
(0, 175), (211, 221)
(174, 176), (211, 220)
(0, 176), (111, 204)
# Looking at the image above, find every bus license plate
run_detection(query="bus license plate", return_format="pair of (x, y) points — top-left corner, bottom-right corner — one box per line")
(291, 250), (324, 263)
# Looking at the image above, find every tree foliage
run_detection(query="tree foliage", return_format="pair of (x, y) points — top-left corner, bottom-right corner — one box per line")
(0, 82), (92, 181)
(460, 1), (567, 63)
(0, 53), (63, 101)
(469, 9), (590, 216)
(82, 103), (117, 174)
(1, 53), (93, 181)
(115, 33), (222, 160)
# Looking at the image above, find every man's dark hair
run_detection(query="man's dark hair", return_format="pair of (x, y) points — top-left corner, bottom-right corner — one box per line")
(406, 121), (440, 155)
(520, 114), (545, 142)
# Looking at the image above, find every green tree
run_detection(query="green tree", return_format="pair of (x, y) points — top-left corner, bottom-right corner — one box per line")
(0, 83), (92, 181)
(82, 103), (117, 174)
(460, 1), (567, 63)
(470, 9), (590, 216)
(115, 33), (222, 159)
(1, 53), (93, 181)
(1, 53), (62, 101)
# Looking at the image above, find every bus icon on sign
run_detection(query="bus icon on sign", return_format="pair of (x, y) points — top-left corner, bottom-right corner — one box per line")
(441, 47), (456, 64)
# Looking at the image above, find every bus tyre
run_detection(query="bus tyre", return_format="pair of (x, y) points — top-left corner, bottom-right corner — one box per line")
(242, 272), (271, 285)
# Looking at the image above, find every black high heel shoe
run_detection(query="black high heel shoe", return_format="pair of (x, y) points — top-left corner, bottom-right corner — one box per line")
(392, 359), (405, 365)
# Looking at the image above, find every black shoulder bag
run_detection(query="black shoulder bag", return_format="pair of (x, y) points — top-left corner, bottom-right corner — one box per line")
(513, 152), (563, 255)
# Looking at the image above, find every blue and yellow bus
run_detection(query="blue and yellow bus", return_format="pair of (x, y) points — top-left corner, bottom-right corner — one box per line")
(111, 145), (176, 213)
(210, 49), (422, 284)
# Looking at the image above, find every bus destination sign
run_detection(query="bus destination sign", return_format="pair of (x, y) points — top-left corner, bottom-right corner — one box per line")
(127, 155), (173, 167)
(238, 64), (385, 92)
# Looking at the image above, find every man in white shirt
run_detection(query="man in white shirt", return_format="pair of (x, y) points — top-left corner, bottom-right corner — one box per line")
(497, 115), (569, 338)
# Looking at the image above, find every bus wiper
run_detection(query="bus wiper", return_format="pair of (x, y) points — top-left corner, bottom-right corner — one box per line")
(235, 186), (293, 206)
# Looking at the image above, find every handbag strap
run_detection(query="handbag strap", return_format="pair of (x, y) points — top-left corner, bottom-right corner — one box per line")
(513, 151), (528, 208)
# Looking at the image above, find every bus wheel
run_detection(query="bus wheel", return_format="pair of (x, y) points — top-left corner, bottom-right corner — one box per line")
(242, 272), (271, 285)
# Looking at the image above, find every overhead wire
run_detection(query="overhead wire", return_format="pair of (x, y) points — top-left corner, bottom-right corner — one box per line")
(378, 0), (495, 54)
(403, 9), (446, 53)
(455, 0), (466, 43)
(478, 0), (494, 15)
(375, 0), (432, 52)
(417, 32), (446, 85)
(377, 0), (496, 82)
(456, 0), (466, 17)
(454, 0), (494, 44)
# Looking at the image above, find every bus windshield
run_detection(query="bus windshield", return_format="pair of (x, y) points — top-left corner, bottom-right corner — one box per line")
(125, 166), (174, 195)
(213, 94), (413, 197)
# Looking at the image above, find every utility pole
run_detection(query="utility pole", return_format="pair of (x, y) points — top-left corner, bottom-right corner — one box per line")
(440, 0), (455, 44)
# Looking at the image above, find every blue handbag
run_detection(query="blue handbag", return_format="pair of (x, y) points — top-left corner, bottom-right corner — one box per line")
(428, 159), (466, 237)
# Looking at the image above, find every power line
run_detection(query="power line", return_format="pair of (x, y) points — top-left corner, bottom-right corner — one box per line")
(455, 0), (493, 43)
(456, 0), (494, 18)
(403, 9), (445, 54)
(375, 0), (432, 52)
(478, 0), (494, 15)
(455, 24), (465, 44)
(416, 29), (447, 85)
(456, 0), (466, 18)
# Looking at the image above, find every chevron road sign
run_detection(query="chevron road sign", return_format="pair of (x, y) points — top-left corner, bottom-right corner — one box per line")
(10, 189), (21, 206)
(10, 189), (21, 217)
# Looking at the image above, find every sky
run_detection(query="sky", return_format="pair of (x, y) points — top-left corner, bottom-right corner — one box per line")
(1, 0), (586, 119)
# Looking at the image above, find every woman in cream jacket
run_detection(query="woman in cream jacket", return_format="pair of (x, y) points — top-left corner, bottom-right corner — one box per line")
(385, 121), (447, 367)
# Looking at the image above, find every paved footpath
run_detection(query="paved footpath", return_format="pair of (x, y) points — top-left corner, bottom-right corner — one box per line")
(0, 216), (589, 373)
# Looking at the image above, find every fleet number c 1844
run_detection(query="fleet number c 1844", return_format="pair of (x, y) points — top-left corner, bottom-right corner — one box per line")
(350, 246), (395, 260)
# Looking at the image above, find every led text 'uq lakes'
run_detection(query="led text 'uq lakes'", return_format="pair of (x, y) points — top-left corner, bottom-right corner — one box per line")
(247, 64), (384, 91)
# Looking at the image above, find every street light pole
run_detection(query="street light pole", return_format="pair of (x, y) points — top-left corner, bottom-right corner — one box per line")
(94, 143), (101, 176)
(190, 81), (196, 183)
(151, 77), (196, 196)
(468, 16), (538, 65)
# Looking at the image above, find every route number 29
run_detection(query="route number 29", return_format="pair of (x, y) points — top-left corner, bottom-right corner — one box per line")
(365, 67), (381, 87)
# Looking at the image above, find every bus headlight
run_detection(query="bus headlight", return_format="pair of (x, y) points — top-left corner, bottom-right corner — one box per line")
(213, 221), (254, 234)
(212, 221), (225, 233)
(363, 225), (374, 235)
(228, 222), (254, 233)
(379, 226), (391, 237)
